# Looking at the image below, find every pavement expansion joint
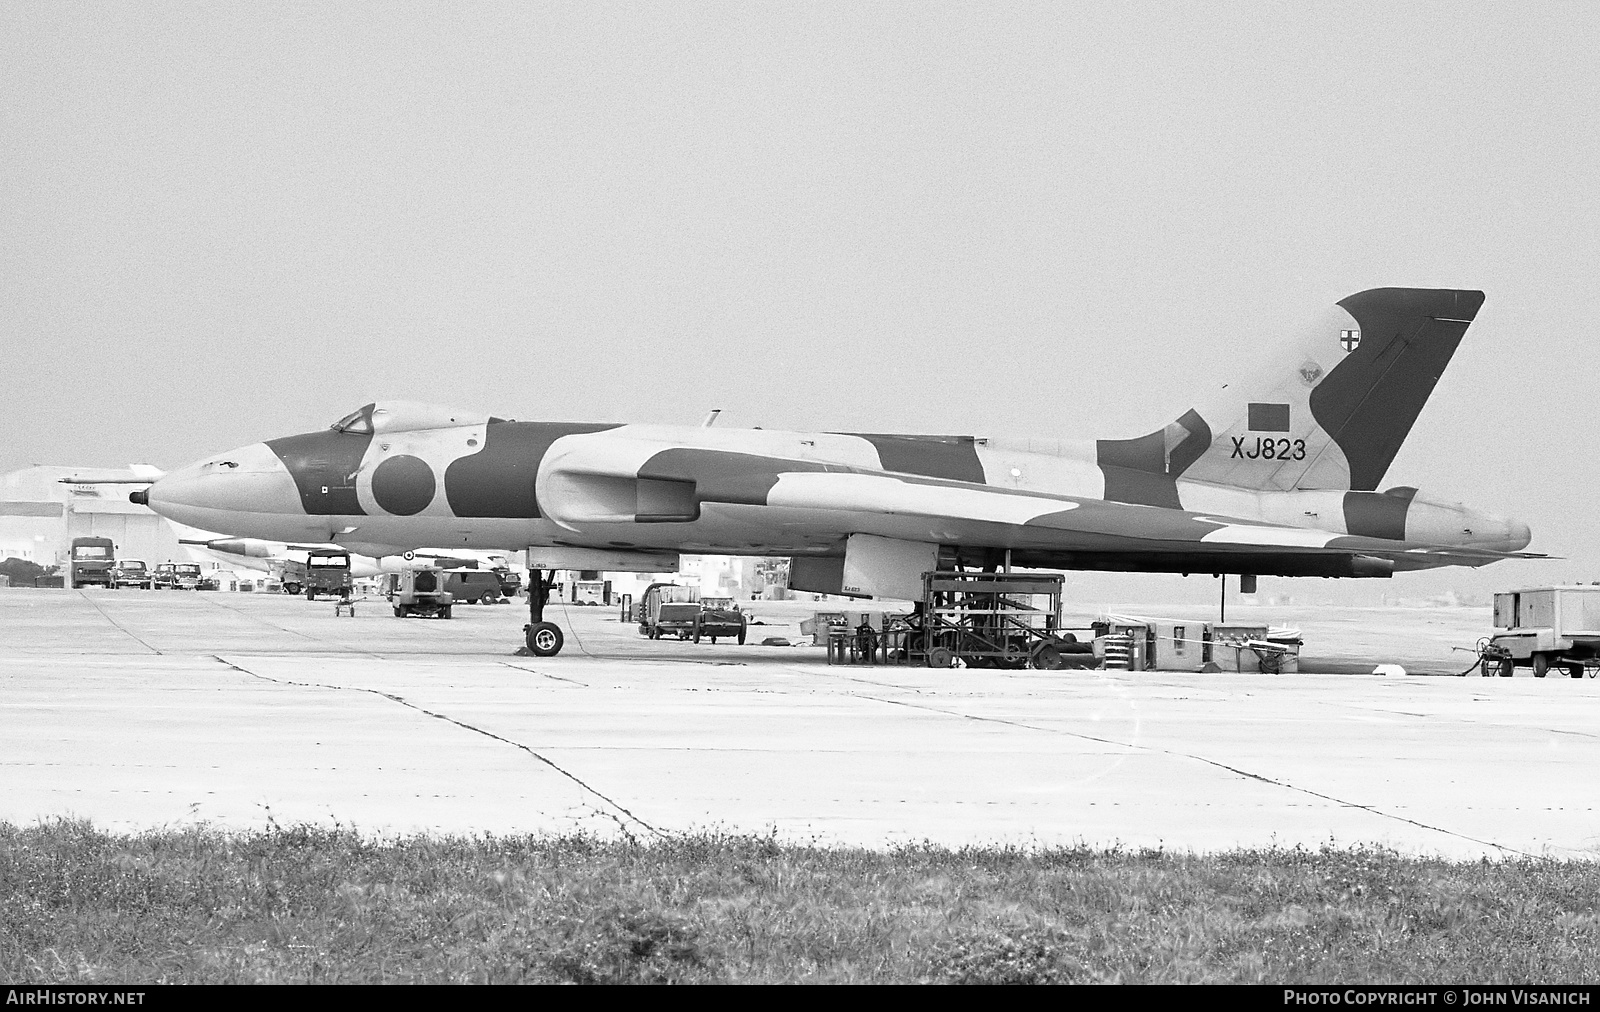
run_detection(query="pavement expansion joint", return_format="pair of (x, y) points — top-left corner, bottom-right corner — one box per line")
(77, 591), (163, 655)
(210, 654), (663, 839)
(498, 661), (590, 686)
(1351, 700), (1600, 743)
(849, 689), (1530, 858)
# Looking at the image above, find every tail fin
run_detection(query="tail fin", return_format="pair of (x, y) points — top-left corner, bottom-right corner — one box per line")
(1104, 288), (1484, 495)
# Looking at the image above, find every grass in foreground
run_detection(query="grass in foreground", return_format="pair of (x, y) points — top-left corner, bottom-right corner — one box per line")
(3, 820), (1599, 983)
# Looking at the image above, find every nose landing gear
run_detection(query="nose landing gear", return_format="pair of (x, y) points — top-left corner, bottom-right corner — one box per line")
(522, 569), (565, 657)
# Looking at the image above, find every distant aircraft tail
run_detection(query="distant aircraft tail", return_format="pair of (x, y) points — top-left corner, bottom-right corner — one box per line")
(1098, 288), (1484, 496)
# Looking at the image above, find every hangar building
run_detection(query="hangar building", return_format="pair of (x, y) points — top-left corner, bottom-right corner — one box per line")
(0, 466), (181, 567)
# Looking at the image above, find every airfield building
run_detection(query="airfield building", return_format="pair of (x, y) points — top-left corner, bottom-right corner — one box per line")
(0, 465), (183, 568)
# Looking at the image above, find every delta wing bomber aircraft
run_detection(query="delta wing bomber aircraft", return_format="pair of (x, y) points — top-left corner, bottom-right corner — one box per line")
(137, 288), (1535, 656)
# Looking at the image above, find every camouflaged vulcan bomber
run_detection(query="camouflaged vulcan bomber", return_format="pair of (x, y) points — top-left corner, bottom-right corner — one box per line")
(139, 288), (1536, 656)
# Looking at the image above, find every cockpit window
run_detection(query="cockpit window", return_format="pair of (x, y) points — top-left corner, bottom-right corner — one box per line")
(330, 404), (376, 434)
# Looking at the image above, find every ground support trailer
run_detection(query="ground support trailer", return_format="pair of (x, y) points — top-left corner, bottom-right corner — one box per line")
(638, 583), (702, 640)
(391, 567), (453, 619)
(1480, 586), (1600, 678)
(692, 601), (748, 644)
(892, 571), (1087, 670)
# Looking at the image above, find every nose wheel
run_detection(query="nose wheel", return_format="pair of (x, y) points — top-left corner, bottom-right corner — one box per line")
(522, 568), (566, 656)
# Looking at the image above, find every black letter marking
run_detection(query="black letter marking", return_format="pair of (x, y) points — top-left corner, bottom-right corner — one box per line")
(1235, 437), (1307, 464)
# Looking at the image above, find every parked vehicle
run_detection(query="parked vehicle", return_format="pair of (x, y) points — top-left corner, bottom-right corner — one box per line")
(112, 560), (153, 590)
(1482, 586), (1600, 678)
(151, 563), (177, 589)
(493, 567), (522, 597)
(639, 583), (702, 639)
(303, 550), (352, 600)
(650, 602), (701, 639)
(68, 537), (115, 589)
(268, 559), (308, 596)
(693, 598), (748, 644)
(169, 563), (203, 590)
(443, 570), (505, 604)
(392, 567), (453, 618)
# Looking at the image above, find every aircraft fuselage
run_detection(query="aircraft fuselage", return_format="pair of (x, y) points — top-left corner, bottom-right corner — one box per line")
(145, 410), (1528, 579)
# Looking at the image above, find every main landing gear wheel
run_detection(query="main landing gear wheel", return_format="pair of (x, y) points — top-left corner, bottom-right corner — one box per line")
(526, 621), (564, 657)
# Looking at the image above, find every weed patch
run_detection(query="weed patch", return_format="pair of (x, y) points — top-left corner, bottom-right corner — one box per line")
(2, 821), (1598, 983)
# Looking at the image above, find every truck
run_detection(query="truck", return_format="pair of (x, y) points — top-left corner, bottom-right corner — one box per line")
(1483, 586), (1600, 678)
(303, 550), (353, 600)
(68, 537), (116, 589)
(112, 560), (153, 590)
(638, 582), (701, 639)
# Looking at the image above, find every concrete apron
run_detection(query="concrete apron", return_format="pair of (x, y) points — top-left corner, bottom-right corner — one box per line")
(3, 588), (1597, 858)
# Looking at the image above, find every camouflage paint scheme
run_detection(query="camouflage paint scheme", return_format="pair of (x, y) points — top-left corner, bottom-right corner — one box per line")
(145, 289), (1532, 582)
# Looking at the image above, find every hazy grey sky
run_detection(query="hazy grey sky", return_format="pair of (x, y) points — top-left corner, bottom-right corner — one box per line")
(4, 2), (1597, 595)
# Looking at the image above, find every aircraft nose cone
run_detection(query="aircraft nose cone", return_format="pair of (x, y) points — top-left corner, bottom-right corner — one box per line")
(146, 443), (303, 530)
